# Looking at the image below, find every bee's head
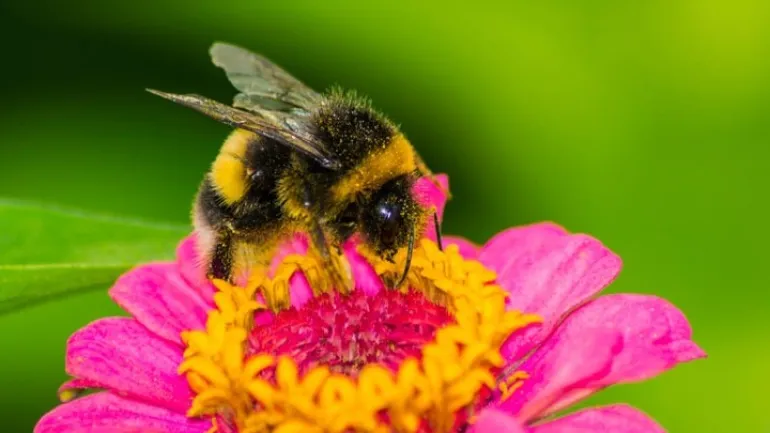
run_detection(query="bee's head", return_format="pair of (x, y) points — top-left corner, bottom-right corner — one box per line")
(360, 175), (426, 260)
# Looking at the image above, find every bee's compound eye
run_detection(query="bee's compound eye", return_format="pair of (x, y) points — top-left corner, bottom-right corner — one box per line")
(377, 201), (402, 246)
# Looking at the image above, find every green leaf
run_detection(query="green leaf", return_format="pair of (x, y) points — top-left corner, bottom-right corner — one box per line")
(0, 199), (189, 314)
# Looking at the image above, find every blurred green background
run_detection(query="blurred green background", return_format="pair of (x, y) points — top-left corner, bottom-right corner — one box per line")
(1, 0), (767, 431)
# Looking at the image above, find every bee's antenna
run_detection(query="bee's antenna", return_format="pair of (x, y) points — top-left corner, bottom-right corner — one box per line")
(434, 210), (443, 251)
(394, 225), (415, 289)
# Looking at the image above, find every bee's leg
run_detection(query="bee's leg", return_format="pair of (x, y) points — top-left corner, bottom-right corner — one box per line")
(393, 224), (415, 289)
(308, 220), (353, 291)
(300, 183), (352, 290)
(433, 211), (444, 251)
(209, 229), (233, 282)
(309, 221), (331, 261)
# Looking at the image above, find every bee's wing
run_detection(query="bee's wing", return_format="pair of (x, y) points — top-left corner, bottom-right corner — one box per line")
(210, 42), (322, 112)
(147, 90), (341, 170)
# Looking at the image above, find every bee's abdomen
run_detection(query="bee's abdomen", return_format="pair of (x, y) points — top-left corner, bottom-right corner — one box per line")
(195, 176), (233, 230)
(202, 130), (290, 231)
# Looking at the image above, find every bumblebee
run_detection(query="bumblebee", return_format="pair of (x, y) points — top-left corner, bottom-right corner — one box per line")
(149, 42), (444, 287)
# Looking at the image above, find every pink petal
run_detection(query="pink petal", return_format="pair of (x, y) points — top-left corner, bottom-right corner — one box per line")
(35, 392), (210, 433)
(413, 174), (449, 242)
(531, 404), (665, 433)
(287, 272), (314, 307)
(480, 224), (622, 363)
(268, 233), (310, 275)
(263, 234), (314, 308)
(444, 235), (479, 259)
(58, 378), (102, 400)
(472, 408), (528, 433)
(496, 327), (622, 421)
(66, 318), (192, 413)
(109, 263), (211, 346)
(542, 294), (706, 414)
(175, 235), (216, 301)
(478, 222), (568, 271)
(344, 239), (385, 296)
(496, 294), (704, 421)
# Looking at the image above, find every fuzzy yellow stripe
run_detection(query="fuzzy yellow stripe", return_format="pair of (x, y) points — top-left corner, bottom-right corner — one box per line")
(329, 133), (417, 204)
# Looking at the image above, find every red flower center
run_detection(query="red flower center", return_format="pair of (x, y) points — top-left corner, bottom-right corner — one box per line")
(248, 289), (454, 377)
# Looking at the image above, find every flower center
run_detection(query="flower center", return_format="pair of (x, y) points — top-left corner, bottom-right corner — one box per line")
(179, 240), (541, 433)
(248, 290), (454, 377)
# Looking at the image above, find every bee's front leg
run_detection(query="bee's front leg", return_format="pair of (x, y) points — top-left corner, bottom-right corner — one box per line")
(307, 222), (353, 292)
(209, 229), (234, 282)
(301, 185), (352, 292)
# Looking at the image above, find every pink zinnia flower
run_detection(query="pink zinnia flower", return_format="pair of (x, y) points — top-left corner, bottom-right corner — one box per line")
(35, 176), (704, 433)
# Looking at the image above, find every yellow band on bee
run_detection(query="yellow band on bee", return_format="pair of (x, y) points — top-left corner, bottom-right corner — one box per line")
(211, 129), (254, 204)
(331, 134), (417, 202)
